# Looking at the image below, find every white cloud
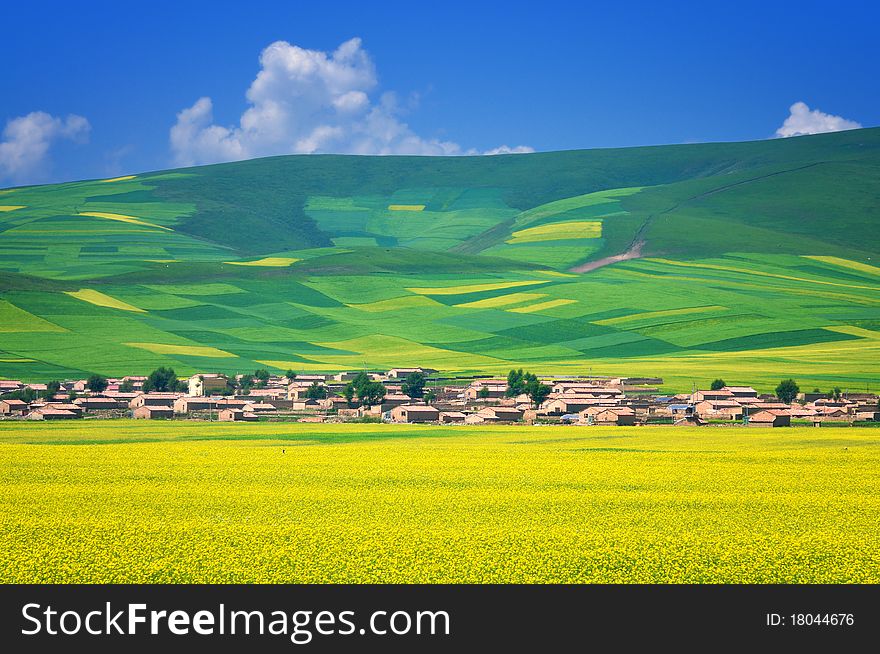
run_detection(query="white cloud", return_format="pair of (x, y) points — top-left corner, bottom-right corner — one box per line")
(0, 111), (90, 184)
(483, 144), (536, 155)
(170, 38), (532, 165)
(775, 101), (861, 138)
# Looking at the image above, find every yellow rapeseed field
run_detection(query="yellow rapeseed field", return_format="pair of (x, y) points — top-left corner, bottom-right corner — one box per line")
(1, 422), (878, 583)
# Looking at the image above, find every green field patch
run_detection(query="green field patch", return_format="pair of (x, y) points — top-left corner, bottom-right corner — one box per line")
(350, 295), (445, 312)
(562, 330), (650, 352)
(152, 304), (247, 322)
(497, 318), (612, 342)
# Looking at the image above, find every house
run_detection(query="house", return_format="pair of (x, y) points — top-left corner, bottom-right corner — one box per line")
(542, 396), (615, 415)
(45, 403), (83, 417)
(580, 406), (636, 426)
(465, 406), (523, 423)
(28, 407), (78, 420)
(319, 397), (352, 411)
(187, 374), (228, 397)
(387, 367), (437, 379)
(390, 404), (440, 423)
(73, 397), (123, 411)
(464, 381), (507, 401)
(0, 399), (29, 415)
(747, 410), (791, 427)
(690, 389), (734, 403)
(0, 380), (23, 393)
(694, 400), (743, 420)
(129, 393), (179, 409)
(218, 408), (258, 422)
(243, 402), (277, 414)
(291, 398), (321, 411)
(174, 397), (220, 414)
(133, 405), (173, 420)
(439, 411), (466, 424)
(723, 386), (758, 399)
(288, 383), (328, 400)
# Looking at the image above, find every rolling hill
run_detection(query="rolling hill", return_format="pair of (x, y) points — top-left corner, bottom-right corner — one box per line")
(1, 128), (878, 391)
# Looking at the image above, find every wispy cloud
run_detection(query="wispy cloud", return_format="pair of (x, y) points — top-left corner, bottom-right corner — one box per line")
(775, 101), (861, 138)
(170, 38), (532, 166)
(0, 111), (90, 185)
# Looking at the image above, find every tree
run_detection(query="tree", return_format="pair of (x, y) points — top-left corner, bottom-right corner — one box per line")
(506, 369), (526, 397)
(305, 381), (328, 400)
(359, 381), (386, 407)
(828, 387), (842, 401)
(344, 372), (385, 407)
(143, 367), (178, 393)
(477, 386), (490, 400)
(524, 377), (551, 408)
(119, 379), (134, 393)
(67, 389), (78, 401)
(253, 368), (270, 388)
(43, 380), (61, 399)
(86, 374), (108, 394)
(710, 379), (726, 391)
(1, 387), (36, 403)
(401, 372), (426, 398)
(239, 374), (254, 393)
(775, 378), (800, 404)
(286, 370), (297, 381)
(424, 389), (437, 403)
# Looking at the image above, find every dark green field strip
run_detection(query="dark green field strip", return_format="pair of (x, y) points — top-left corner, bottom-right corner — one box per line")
(692, 328), (862, 352)
(496, 318), (614, 342)
(425, 282), (564, 306)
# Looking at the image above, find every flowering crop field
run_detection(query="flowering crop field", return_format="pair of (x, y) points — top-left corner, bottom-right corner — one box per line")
(1, 421), (878, 583)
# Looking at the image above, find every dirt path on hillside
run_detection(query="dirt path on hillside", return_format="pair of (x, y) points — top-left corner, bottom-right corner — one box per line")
(568, 161), (827, 275)
(569, 239), (645, 273)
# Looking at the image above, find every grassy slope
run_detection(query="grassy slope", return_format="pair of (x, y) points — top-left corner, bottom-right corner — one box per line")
(1, 129), (878, 391)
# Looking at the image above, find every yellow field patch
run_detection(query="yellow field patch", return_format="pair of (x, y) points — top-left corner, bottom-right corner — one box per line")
(0, 358), (35, 362)
(0, 205), (25, 212)
(507, 221), (602, 244)
(595, 305), (728, 326)
(65, 289), (145, 313)
(407, 280), (549, 295)
(350, 295), (445, 312)
(508, 298), (577, 313)
(456, 292), (548, 309)
(388, 204), (426, 211)
(78, 211), (172, 231)
(803, 256), (880, 277)
(125, 342), (236, 357)
(100, 175), (136, 183)
(223, 257), (300, 267)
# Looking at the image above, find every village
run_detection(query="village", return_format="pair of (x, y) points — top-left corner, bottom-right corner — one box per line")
(1, 367), (878, 427)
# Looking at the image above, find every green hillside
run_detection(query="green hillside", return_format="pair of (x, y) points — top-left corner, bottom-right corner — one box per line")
(1, 129), (879, 391)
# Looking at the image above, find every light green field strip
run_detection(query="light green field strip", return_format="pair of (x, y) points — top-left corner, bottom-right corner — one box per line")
(0, 358), (35, 362)
(77, 211), (172, 231)
(100, 175), (136, 183)
(407, 280), (550, 295)
(125, 342), (237, 357)
(0, 300), (67, 333)
(388, 204), (425, 211)
(64, 289), (145, 313)
(645, 258), (880, 291)
(803, 256), (880, 277)
(0, 205), (25, 212)
(514, 187), (642, 227)
(508, 298), (577, 313)
(456, 292), (548, 309)
(826, 325), (880, 339)
(223, 257), (300, 267)
(143, 283), (243, 295)
(507, 221), (602, 244)
(595, 305), (728, 326)
(349, 295), (445, 312)
(536, 270), (577, 278)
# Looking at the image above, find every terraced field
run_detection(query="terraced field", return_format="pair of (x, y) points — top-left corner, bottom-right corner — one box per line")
(2, 422), (878, 583)
(1, 128), (878, 391)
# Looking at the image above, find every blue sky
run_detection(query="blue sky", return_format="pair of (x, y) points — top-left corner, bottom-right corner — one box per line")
(2, 0), (877, 185)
